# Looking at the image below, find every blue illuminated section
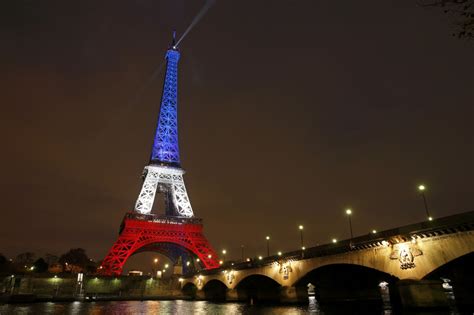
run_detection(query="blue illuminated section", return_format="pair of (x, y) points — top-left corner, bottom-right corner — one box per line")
(151, 48), (181, 166)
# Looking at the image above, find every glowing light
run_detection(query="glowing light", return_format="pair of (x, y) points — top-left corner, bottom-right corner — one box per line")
(154, 258), (158, 263)
(278, 251), (282, 256)
(186, 261), (190, 266)
(418, 185), (426, 191)
(372, 229), (377, 234)
(246, 258), (250, 262)
(428, 216), (433, 221)
(219, 260), (223, 265)
(208, 254), (212, 259)
(346, 209), (352, 215)
(266, 236), (270, 240)
(164, 264), (169, 269)
(299, 225), (303, 230)
(332, 238), (337, 243)
(179, 278), (184, 282)
(258, 256), (263, 260)
(302, 246), (306, 250)
(222, 249), (226, 254)
(196, 258), (200, 262)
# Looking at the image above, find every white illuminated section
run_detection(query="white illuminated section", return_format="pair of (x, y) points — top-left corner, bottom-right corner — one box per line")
(134, 165), (194, 217)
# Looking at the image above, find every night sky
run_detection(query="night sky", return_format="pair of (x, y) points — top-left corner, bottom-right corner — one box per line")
(1, 1), (473, 269)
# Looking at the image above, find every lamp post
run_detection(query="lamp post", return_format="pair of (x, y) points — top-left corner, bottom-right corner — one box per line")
(418, 185), (432, 221)
(266, 236), (270, 256)
(298, 225), (304, 249)
(222, 249), (226, 263)
(152, 258), (158, 276)
(346, 209), (353, 239)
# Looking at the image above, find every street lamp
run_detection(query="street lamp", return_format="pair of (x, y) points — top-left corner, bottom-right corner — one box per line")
(266, 236), (270, 256)
(298, 225), (304, 249)
(418, 184), (432, 221)
(346, 209), (354, 239)
(152, 258), (158, 276)
(222, 249), (226, 263)
(332, 238), (337, 243)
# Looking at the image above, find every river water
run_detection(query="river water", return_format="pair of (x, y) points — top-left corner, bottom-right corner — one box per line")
(0, 300), (461, 315)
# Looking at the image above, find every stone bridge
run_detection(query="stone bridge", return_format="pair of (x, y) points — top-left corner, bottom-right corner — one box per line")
(181, 211), (474, 308)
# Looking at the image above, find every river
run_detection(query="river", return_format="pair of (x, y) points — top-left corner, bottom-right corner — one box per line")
(0, 300), (461, 315)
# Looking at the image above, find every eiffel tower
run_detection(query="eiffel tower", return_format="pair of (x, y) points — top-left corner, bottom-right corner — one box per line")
(100, 32), (219, 275)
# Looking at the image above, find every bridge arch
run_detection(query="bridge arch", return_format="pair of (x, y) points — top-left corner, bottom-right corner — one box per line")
(293, 263), (399, 306)
(418, 243), (474, 279)
(235, 274), (282, 303)
(100, 217), (220, 275)
(202, 279), (228, 301)
(182, 282), (198, 299)
(423, 252), (474, 308)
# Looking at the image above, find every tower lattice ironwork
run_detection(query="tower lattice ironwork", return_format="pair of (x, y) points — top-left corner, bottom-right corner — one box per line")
(100, 33), (219, 275)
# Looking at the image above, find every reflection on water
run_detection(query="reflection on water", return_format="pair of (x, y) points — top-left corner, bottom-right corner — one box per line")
(0, 300), (464, 315)
(308, 296), (320, 313)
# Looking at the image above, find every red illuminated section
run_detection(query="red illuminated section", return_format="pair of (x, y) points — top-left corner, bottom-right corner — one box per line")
(99, 213), (219, 275)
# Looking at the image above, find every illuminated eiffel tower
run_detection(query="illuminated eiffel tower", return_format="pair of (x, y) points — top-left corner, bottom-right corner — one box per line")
(100, 32), (219, 275)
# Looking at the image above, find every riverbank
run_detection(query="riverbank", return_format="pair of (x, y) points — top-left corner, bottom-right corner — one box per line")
(0, 274), (183, 304)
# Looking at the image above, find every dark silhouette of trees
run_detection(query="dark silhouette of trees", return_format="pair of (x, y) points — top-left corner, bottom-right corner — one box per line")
(422, 0), (474, 38)
(33, 258), (49, 273)
(15, 252), (35, 265)
(44, 253), (59, 265)
(0, 253), (6, 265)
(0, 253), (11, 273)
(59, 248), (90, 271)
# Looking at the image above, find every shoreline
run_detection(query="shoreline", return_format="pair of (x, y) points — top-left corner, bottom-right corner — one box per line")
(1, 294), (192, 304)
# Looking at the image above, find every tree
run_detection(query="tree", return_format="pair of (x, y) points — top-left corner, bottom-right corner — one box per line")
(15, 252), (35, 265)
(59, 248), (90, 270)
(44, 253), (59, 265)
(0, 253), (11, 273)
(33, 258), (49, 273)
(422, 0), (474, 38)
(0, 253), (7, 265)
